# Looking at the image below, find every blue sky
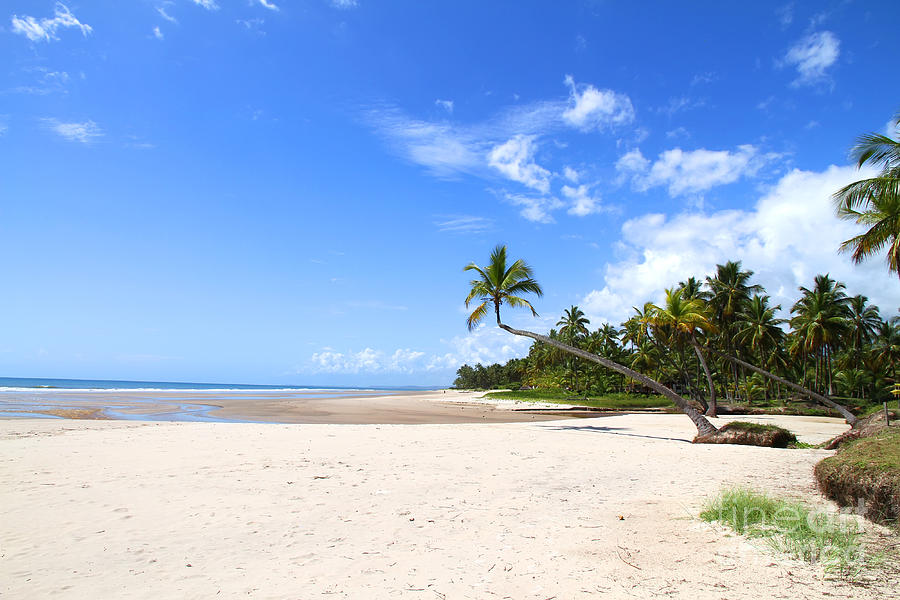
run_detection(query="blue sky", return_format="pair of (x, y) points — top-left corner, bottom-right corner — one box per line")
(2, 1), (899, 386)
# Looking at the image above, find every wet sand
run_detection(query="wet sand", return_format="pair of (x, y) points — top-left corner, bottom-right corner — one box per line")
(0, 389), (583, 424)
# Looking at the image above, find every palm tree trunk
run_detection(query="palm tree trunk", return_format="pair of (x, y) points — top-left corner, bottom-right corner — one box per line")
(691, 336), (717, 417)
(498, 323), (718, 437)
(704, 346), (858, 426)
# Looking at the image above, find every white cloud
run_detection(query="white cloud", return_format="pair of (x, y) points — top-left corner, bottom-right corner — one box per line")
(0, 122), (7, 136)
(615, 148), (650, 174)
(430, 324), (532, 370)
(10, 3), (92, 42)
(434, 215), (493, 234)
(309, 347), (426, 374)
(331, 0), (359, 9)
(435, 99), (454, 113)
(563, 166), (580, 182)
(157, 6), (177, 23)
(562, 184), (606, 217)
(307, 323), (533, 375)
(153, 26), (164, 40)
(488, 135), (551, 193)
(782, 31), (840, 87)
(562, 75), (635, 131)
(580, 165), (900, 327)
(618, 144), (774, 196)
(503, 193), (563, 224)
(43, 119), (102, 143)
(191, 0), (219, 10)
(258, 0), (279, 11)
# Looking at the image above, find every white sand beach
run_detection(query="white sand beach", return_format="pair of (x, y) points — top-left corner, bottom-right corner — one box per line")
(1, 411), (895, 599)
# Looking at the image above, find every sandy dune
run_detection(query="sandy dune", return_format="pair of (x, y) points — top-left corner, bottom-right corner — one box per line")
(1, 414), (895, 599)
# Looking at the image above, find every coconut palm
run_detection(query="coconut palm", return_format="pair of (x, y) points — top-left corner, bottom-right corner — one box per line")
(846, 295), (882, 363)
(464, 245), (718, 437)
(790, 275), (851, 394)
(735, 295), (786, 401)
(833, 113), (900, 280)
(650, 287), (719, 416)
(556, 306), (590, 390)
(464, 244), (543, 331)
(706, 261), (763, 399)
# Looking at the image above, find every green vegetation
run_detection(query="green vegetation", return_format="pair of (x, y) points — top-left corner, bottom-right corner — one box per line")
(482, 390), (672, 410)
(700, 487), (864, 576)
(815, 427), (900, 525)
(455, 262), (899, 421)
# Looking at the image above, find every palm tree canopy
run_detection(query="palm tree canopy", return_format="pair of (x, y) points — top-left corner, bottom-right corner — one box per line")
(556, 305), (590, 342)
(706, 261), (763, 322)
(735, 294), (786, 355)
(650, 288), (715, 339)
(790, 274), (851, 354)
(833, 113), (900, 279)
(463, 244), (543, 331)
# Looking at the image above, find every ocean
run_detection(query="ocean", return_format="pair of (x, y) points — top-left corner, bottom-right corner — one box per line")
(0, 377), (437, 392)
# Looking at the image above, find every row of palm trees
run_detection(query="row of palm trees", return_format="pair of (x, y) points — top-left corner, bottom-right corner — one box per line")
(463, 246), (896, 435)
(517, 264), (898, 412)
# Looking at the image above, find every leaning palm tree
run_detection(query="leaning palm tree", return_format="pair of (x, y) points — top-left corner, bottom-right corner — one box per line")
(464, 245), (718, 437)
(833, 112), (900, 280)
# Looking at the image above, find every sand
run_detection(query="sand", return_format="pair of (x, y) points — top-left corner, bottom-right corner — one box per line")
(1, 412), (896, 599)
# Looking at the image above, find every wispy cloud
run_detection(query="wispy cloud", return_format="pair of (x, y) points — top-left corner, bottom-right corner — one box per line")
(257, 0), (279, 11)
(502, 192), (563, 224)
(157, 4), (177, 23)
(191, 0), (219, 11)
(776, 2), (794, 28)
(10, 3), (92, 43)
(655, 95), (706, 116)
(435, 99), (454, 113)
(236, 18), (265, 33)
(367, 77), (633, 181)
(782, 31), (840, 88)
(43, 118), (102, 144)
(152, 26), (164, 40)
(331, 0), (359, 9)
(434, 215), (494, 234)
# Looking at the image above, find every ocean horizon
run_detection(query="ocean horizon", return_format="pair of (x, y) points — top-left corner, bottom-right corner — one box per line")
(0, 376), (440, 393)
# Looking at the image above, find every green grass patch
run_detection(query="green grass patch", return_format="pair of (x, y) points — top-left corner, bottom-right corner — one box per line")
(695, 421), (798, 448)
(815, 427), (900, 526)
(700, 487), (864, 576)
(482, 390), (672, 410)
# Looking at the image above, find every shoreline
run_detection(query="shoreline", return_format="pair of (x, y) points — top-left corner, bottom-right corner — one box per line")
(0, 389), (594, 424)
